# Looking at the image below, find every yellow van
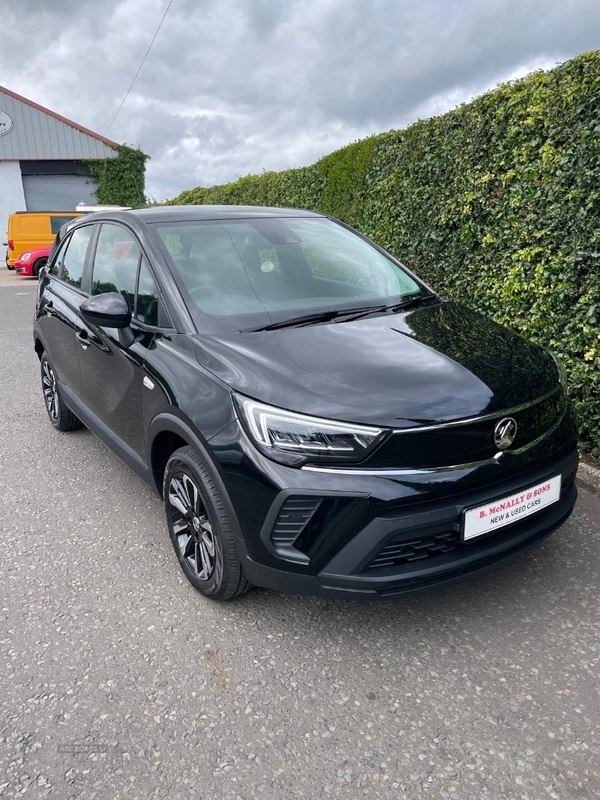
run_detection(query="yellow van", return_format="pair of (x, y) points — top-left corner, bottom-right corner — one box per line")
(5, 212), (83, 268)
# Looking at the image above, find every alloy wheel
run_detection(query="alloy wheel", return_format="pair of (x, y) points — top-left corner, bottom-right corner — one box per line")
(167, 472), (222, 582)
(42, 359), (59, 423)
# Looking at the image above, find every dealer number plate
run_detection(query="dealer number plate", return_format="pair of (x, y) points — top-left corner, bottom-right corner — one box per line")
(463, 475), (562, 542)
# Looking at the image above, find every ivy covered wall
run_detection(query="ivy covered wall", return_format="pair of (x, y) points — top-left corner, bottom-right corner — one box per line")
(84, 144), (148, 208)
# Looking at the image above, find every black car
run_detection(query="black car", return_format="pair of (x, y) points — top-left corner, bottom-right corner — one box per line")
(34, 206), (578, 600)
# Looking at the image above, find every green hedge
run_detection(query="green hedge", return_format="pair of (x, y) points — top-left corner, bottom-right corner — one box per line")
(170, 51), (600, 454)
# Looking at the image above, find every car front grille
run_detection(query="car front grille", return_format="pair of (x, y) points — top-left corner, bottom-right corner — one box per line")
(367, 530), (459, 570)
(363, 388), (566, 469)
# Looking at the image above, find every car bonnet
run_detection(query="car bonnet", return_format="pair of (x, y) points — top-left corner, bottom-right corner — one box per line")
(191, 302), (559, 429)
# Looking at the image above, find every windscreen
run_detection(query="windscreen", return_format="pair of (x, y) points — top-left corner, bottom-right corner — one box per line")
(152, 217), (424, 331)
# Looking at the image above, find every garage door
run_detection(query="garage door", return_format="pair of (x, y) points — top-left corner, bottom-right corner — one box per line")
(23, 174), (98, 211)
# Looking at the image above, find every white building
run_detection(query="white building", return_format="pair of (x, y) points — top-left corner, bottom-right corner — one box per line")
(0, 86), (119, 242)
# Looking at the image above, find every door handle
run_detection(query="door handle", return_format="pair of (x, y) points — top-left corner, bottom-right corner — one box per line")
(76, 330), (90, 350)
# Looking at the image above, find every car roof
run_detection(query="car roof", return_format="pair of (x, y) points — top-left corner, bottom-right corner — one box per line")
(129, 205), (325, 222)
(63, 205), (327, 235)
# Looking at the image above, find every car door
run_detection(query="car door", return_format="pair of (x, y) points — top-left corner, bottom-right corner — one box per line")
(37, 224), (95, 394)
(75, 222), (158, 461)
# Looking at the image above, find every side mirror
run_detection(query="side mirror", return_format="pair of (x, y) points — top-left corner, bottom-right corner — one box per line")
(80, 292), (131, 329)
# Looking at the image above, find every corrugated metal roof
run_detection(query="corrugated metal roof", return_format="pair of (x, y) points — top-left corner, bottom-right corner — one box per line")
(0, 86), (118, 160)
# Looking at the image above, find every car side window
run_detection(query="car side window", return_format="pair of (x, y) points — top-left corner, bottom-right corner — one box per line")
(56, 226), (93, 289)
(91, 224), (141, 310)
(135, 259), (160, 327)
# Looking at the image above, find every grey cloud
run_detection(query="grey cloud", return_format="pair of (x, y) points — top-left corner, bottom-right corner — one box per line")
(0, 0), (599, 200)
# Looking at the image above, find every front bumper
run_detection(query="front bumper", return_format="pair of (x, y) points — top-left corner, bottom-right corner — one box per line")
(212, 414), (579, 598)
(14, 259), (34, 275)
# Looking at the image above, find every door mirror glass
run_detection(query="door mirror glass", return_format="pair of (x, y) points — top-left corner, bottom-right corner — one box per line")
(80, 292), (132, 329)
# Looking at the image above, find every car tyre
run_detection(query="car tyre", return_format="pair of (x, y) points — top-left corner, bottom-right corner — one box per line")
(40, 353), (83, 431)
(164, 446), (251, 601)
(33, 258), (48, 277)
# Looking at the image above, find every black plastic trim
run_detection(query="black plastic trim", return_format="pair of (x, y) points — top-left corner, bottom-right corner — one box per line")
(259, 488), (370, 564)
(146, 412), (245, 542)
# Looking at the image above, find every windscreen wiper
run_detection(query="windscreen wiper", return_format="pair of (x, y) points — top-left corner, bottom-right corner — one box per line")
(323, 294), (440, 324)
(387, 293), (439, 313)
(243, 295), (440, 333)
(244, 305), (389, 332)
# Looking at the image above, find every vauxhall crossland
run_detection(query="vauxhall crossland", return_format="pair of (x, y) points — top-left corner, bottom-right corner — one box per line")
(34, 206), (578, 600)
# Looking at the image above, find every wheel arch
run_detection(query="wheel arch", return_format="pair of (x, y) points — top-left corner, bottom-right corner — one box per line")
(34, 337), (45, 361)
(147, 413), (244, 540)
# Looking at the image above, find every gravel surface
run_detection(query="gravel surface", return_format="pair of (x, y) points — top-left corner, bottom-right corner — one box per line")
(1, 284), (599, 800)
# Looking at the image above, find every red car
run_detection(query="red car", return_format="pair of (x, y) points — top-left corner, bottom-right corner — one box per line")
(14, 245), (51, 277)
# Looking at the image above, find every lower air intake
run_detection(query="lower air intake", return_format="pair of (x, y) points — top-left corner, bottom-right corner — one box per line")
(270, 496), (322, 556)
(367, 530), (459, 570)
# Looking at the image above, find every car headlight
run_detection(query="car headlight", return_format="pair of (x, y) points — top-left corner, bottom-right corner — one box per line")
(234, 394), (387, 466)
(20, 252), (31, 261)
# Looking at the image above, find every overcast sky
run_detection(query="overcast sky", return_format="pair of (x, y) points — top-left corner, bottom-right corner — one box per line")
(1, 0), (599, 201)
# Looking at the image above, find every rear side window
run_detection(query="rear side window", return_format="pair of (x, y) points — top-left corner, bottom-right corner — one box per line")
(50, 216), (79, 235)
(91, 224), (141, 310)
(55, 226), (93, 289)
